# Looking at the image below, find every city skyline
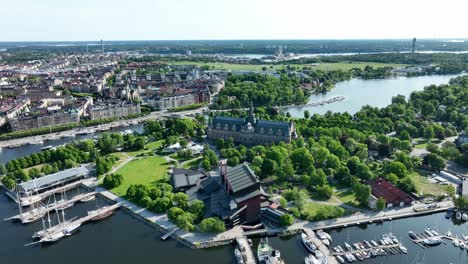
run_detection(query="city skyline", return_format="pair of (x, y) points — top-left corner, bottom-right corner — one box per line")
(2, 0), (468, 41)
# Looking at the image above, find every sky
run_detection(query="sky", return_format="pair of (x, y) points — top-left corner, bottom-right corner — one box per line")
(1, 0), (467, 41)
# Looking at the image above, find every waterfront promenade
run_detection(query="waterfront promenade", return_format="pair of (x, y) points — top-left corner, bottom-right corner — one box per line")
(84, 179), (453, 250)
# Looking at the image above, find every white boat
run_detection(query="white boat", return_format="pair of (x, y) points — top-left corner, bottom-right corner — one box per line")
(446, 230), (452, 237)
(257, 239), (285, 264)
(399, 245), (408, 254)
(321, 239), (330, 247)
(463, 213), (468, 221)
(344, 254), (354, 263)
(424, 228), (434, 237)
(423, 237), (442, 246)
(79, 195), (95, 202)
(316, 230), (332, 242)
(63, 222), (81, 236)
(336, 255), (345, 264)
(463, 234), (468, 241)
(344, 242), (352, 251)
(453, 237), (459, 247)
(459, 242), (465, 250)
(314, 250), (328, 264)
(305, 254), (320, 264)
(234, 248), (245, 264)
(301, 233), (317, 253)
(41, 231), (65, 243)
(41, 145), (54, 151)
(456, 212), (462, 220)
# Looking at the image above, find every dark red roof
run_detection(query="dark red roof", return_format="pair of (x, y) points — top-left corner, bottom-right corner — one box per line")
(367, 178), (413, 203)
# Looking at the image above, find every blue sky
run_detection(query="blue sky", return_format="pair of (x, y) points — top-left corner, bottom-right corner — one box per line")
(1, 0), (467, 41)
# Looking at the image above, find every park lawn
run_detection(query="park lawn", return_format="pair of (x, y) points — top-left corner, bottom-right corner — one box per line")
(182, 157), (202, 170)
(111, 156), (169, 196)
(413, 138), (442, 149)
(125, 140), (164, 157)
(335, 189), (359, 206)
(110, 153), (129, 168)
(168, 61), (406, 72)
(408, 171), (448, 196)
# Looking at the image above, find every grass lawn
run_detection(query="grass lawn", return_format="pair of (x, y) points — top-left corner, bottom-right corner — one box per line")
(408, 171), (448, 196)
(126, 140), (164, 157)
(110, 153), (129, 168)
(168, 61), (406, 72)
(182, 157), (202, 170)
(413, 138), (442, 149)
(111, 156), (169, 196)
(335, 189), (359, 206)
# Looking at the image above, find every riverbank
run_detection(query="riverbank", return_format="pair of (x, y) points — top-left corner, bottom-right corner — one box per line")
(0, 107), (206, 148)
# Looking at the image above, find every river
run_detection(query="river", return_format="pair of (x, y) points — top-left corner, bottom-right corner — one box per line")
(284, 74), (465, 118)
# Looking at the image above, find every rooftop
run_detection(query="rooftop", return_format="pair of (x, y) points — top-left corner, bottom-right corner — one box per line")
(18, 166), (90, 193)
(367, 177), (413, 203)
(226, 163), (259, 193)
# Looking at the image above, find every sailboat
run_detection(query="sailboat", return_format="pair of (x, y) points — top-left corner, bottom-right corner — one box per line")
(257, 238), (285, 264)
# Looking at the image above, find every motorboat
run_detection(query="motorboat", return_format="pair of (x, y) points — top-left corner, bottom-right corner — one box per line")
(344, 254), (354, 263)
(446, 230), (452, 237)
(453, 237), (460, 247)
(424, 228), (434, 237)
(257, 239), (285, 264)
(371, 240), (379, 247)
(423, 237), (442, 246)
(234, 247), (245, 264)
(344, 242), (352, 251)
(399, 245), (408, 254)
(316, 230), (332, 242)
(321, 239), (330, 247)
(336, 255), (345, 264)
(301, 233), (317, 253)
(304, 255), (320, 264)
(314, 250), (328, 264)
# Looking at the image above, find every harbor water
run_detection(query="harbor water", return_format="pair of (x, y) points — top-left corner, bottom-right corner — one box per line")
(285, 74), (464, 117)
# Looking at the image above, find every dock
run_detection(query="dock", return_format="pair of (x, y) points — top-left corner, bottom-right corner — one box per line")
(9, 180), (87, 206)
(161, 227), (178, 240)
(303, 228), (339, 264)
(235, 237), (256, 264)
(31, 203), (121, 242)
(4, 192), (96, 223)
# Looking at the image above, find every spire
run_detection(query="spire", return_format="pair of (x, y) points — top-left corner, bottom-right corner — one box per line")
(249, 102), (256, 124)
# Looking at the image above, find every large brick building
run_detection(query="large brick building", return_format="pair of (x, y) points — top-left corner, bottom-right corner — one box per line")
(207, 108), (295, 145)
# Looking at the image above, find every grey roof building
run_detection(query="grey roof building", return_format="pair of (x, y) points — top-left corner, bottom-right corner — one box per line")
(207, 107), (295, 145)
(17, 166), (91, 196)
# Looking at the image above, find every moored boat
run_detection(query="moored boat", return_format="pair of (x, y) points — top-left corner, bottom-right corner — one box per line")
(80, 195), (95, 202)
(423, 237), (442, 246)
(301, 233), (317, 253)
(257, 239), (285, 264)
(234, 247), (245, 264)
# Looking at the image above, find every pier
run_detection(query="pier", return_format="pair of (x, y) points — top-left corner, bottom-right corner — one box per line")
(303, 228), (339, 264)
(4, 192), (96, 223)
(235, 237), (256, 264)
(30, 203), (121, 243)
(7, 179), (88, 206)
(161, 227), (178, 240)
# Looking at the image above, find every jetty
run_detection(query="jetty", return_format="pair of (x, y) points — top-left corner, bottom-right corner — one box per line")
(6, 179), (87, 206)
(4, 192), (96, 224)
(29, 203), (121, 244)
(161, 227), (179, 241)
(235, 237), (256, 264)
(303, 228), (339, 264)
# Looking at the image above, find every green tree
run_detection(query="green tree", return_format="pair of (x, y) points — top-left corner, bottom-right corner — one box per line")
(376, 197), (386, 210)
(316, 185), (333, 199)
(173, 192), (189, 210)
(199, 217), (226, 233)
(304, 110), (310, 119)
(353, 183), (371, 207)
(279, 214), (294, 226)
(424, 153), (446, 172)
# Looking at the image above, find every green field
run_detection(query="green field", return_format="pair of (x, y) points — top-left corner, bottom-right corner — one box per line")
(125, 140), (164, 157)
(335, 189), (358, 206)
(111, 156), (169, 196)
(169, 61), (406, 72)
(408, 171), (448, 196)
(413, 138), (442, 149)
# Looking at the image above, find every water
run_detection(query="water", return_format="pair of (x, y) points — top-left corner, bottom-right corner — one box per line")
(285, 74), (465, 118)
(0, 124), (143, 164)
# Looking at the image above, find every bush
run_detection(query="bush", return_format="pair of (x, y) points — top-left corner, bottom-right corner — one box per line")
(102, 174), (123, 189)
(279, 214), (294, 226)
(199, 217), (226, 233)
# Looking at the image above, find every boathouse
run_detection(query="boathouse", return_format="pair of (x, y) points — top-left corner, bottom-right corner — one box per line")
(367, 178), (414, 208)
(17, 166), (91, 197)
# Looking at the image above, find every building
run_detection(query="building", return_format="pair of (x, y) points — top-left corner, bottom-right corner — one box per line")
(456, 132), (468, 147)
(207, 107), (295, 145)
(462, 177), (468, 199)
(9, 111), (80, 131)
(171, 161), (266, 226)
(89, 100), (141, 120)
(367, 178), (414, 209)
(16, 166), (91, 198)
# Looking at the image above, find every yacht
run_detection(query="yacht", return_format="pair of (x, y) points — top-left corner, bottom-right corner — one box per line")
(446, 230), (452, 237)
(408, 231), (417, 240)
(344, 254), (354, 262)
(314, 250), (328, 264)
(399, 245), (408, 254)
(423, 237), (442, 246)
(63, 222), (81, 236)
(453, 237), (460, 247)
(321, 239), (330, 247)
(234, 247), (245, 264)
(371, 240), (379, 247)
(41, 231), (65, 244)
(316, 230), (332, 242)
(336, 255), (345, 264)
(41, 145), (54, 151)
(344, 242), (352, 251)
(304, 255), (320, 264)
(257, 239), (285, 264)
(301, 233), (317, 253)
